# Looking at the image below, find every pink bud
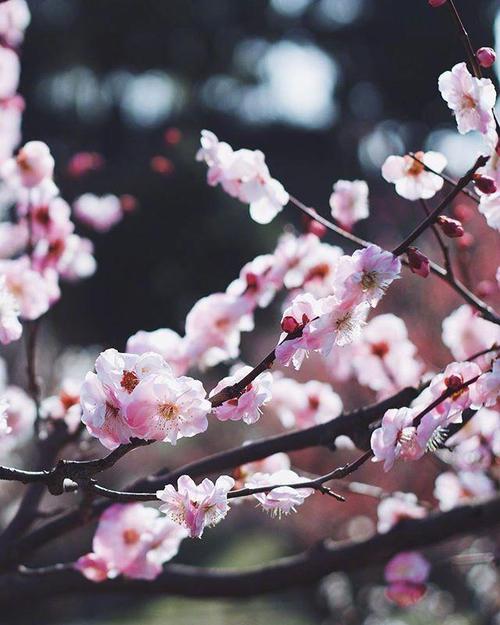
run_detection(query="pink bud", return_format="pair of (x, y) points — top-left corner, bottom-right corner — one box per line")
(407, 247), (430, 278)
(436, 215), (464, 238)
(477, 280), (495, 298)
(476, 47), (496, 68)
(428, 0), (446, 6)
(308, 220), (327, 238)
(281, 316), (300, 334)
(245, 272), (259, 290)
(473, 174), (497, 195)
(457, 232), (474, 249)
(444, 374), (463, 391)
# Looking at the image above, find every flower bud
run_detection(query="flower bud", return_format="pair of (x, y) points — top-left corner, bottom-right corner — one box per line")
(453, 203), (473, 223)
(457, 232), (474, 249)
(281, 316), (300, 334)
(444, 374), (463, 391)
(407, 247), (430, 278)
(428, 0), (446, 6)
(473, 174), (497, 195)
(476, 47), (496, 68)
(308, 219), (327, 238)
(436, 215), (464, 238)
(477, 280), (495, 298)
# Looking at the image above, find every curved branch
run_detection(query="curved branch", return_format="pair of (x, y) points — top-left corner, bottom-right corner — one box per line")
(4, 495), (500, 602)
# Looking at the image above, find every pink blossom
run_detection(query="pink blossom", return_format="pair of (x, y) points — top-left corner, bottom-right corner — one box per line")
(283, 240), (344, 298)
(0, 276), (21, 344)
(40, 378), (81, 433)
(271, 377), (342, 429)
(0, 0), (30, 47)
(53, 234), (97, 281)
(442, 305), (500, 362)
(434, 470), (495, 511)
(329, 179), (369, 229)
(245, 469), (314, 517)
(477, 47), (496, 68)
(3, 141), (55, 188)
(385, 552), (430, 607)
(352, 314), (423, 395)
(438, 62), (496, 135)
(125, 371), (211, 445)
(236, 452), (291, 482)
(334, 245), (401, 308)
(470, 358), (500, 408)
(0, 256), (53, 319)
(275, 293), (322, 369)
(226, 253), (278, 308)
(184, 292), (254, 368)
(73, 193), (123, 233)
(377, 493), (427, 533)
(371, 407), (425, 471)
(427, 360), (482, 418)
(270, 232), (320, 288)
(29, 196), (74, 244)
(75, 503), (187, 581)
(156, 474), (235, 538)
(382, 151), (447, 200)
(478, 192), (500, 231)
(126, 328), (189, 377)
(210, 365), (273, 425)
(0, 46), (19, 100)
(80, 349), (170, 449)
(0, 221), (28, 259)
(0, 386), (35, 451)
(197, 130), (289, 224)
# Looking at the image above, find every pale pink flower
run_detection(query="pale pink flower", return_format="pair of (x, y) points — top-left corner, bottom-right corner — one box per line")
(381, 151), (446, 200)
(352, 314), (423, 395)
(0, 396), (9, 438)
(0, 276), (21, 344)
(0, 386), (35, 451)
(427, 360), (482, 418)
(40, 378), (81, 433)
(75, 503), (187, 581)
(2, 141), (55, 188)
(438, 62), (496, 135)
(184, 292), (254, 368)
(0, 0), (30, 46)
(80, 349), (169, 449)
(127, 328), (189, 377)
(0, 46), (19, 100)
(0, 256), (52, 320)
(478, 193), (500, 231)
(29, 196), (74, 244)
(334, 245), (401, 308)
(470, 358), (500, 408)
(157, 474), (235, 538)
(385, 552), (430, 607)
(0, 221), (28, 259)
(285, 240), (344, 298)
(442, 305), (500, 363)
(377, 493), (427, 533)
(54, 234), (97, 281)
(271, 377), (342, 430)
(237, 452), (291, 482)
(73, 193), (123, 233)
(329, 179), (369, 229)
(227, 254), (278, 309)
(210, 365), (273, 425)
(270, 232), (320, 288)
(197, 130), (289, 224)
(245, 469), (314, 517)
(371, 407), (425, 471)
(126, 371), (211, 444)
(434, 470), (495, 511)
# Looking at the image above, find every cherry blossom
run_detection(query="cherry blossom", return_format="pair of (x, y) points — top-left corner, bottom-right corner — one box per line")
(73, 193), (123, 233)
(478, 193), (500, 231)
(126, 328), (189, 377)
(156, 474), (235, 538)
(371, 407), (425, 471)
(271, 377), (342, 429)
(0, 276), (22, 344)
(438, 62), (496, 135)
(377, 493), (427, 533)
(470, 358), (500, 408)
(434, 470), (495, 511)
(244, 469), (314, 517)
(0, 385), (35, 451)
(125, 370), (211, 444)
(0, 46), (19, 100)
(333, 245), (401, 308)
(381, 151), (447, 200)
(0, 0), (30, 47)
(2, 140), (55, 188)
(0, 256), (54, 320)
(184, 292), (254, 368)
(210, 365), (273, 425)
(197, 130), (289, 224)
(40, 378), (82, 433)
(442, 305), (500, 363)
(329, 179), (369, 230)
(236, 452), (291, 483)
(283, 239), (344, 298)
(226, 253), (278, 308)
(75, 503), (187, 581)
(275, 292), (322, 368)
(427, 360), (482, 419)
(385, 551), (430, 607)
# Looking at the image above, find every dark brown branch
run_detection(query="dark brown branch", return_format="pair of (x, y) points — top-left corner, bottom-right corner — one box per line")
(419, 199), (453, 276)
(4, 495), (499, 602)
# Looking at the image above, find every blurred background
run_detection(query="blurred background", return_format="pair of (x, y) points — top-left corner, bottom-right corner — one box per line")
(3, 0), (500, 623)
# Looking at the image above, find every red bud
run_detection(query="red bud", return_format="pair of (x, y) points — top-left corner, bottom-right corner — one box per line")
(407, 247), (430, 278)
(281, 316), (300, 334)
(436, 215), (464, 238)
(473, 174), (497, 195)
(476, 47), (496, 68)
(428, 0), (446, 6)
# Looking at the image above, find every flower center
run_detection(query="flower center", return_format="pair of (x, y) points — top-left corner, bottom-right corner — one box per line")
(120, 370), (139, 394)
(462, 94), (476, 109)
(361, 271), (378, 291)
(406, 151), (425, 176)
(371, 341), (390, 358)
(122, 528), (140, 545)
(159, 401), (179, 421)
(305, 263), (330, 282)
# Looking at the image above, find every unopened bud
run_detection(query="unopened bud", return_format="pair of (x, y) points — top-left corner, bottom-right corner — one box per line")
(476, 47), (496, 68)
(457, 232), (474, 249)
(428, 0), (446, 6)
(473, 174), (497, 195)
(436, 215), (464, 238)
(245, 272), (259, 290)
(407, 247), (430, 278)
(281, 316), (300, 334)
